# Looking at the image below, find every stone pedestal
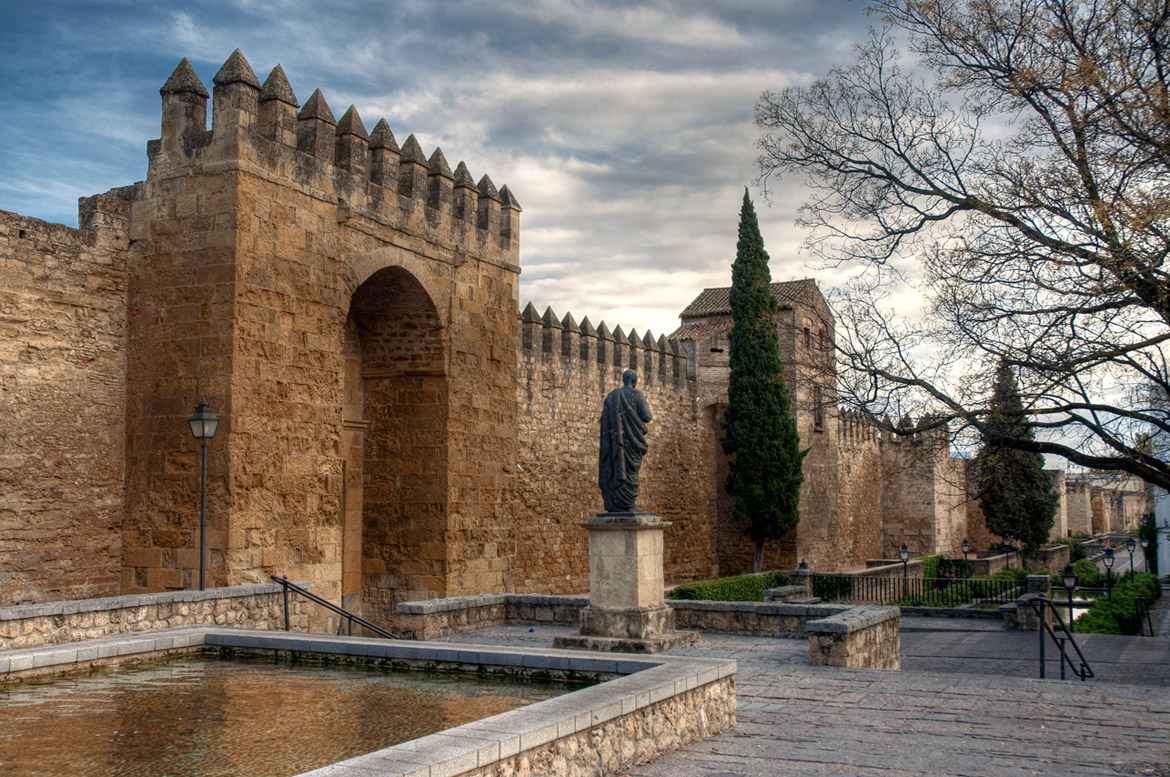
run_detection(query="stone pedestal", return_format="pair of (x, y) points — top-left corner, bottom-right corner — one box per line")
(554, 511), (696, 653)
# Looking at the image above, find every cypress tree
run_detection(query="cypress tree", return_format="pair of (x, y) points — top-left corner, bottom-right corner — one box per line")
(974, 363), (1057, 554)
(722, 190), (806, 572)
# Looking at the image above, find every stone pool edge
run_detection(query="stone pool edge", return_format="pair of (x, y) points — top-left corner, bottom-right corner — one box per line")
(0, 627), (736, 777)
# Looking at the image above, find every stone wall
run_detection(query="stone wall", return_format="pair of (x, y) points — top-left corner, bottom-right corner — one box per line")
(807, 606), (900, 669)
(881, 427), (963, 557)
(512, 307), (718, 594)
(0, 583), (308, 650)
(835, 412), (884, 568)
(0, 196), (129, 604)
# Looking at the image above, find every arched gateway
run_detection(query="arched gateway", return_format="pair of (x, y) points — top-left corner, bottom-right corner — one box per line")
(113, 51), (521, 621)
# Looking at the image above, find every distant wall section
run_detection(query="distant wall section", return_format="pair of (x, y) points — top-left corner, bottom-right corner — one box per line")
(511, 306), (718, 594)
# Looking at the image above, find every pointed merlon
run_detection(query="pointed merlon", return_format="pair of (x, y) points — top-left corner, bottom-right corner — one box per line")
(213, 49), (260, 88)
(427, 147), (453, 179)
(579, 316), (596, 337)
(562, 312), (579, 333)
(520, 301), (541, 323)
(596, 321), (613, 341)
(541, 306), (561, 327)
(369, 119), (398, 151)
(336, 105), (369, 139)
(668, 338), (682, 355)
(298, 89), (336, 124)
(612, 325), (626, 343)
(643, 331), (656, 349)
(260, 65), (298, 106)
(656, 334), (668, 352)
(400, 134), (427, 165)
(161, 58), (209, 97)
(453, 161), (476, 189)
(499, 185), (522, 212)
(477, 174), (501, 201)
(628, 330), (640, 347)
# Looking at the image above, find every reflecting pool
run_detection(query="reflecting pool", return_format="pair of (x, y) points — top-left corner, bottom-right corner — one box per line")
(0, 656), (574, 776)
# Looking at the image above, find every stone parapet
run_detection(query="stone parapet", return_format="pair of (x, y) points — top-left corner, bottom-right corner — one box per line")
(806, 606), (900, 669)
(670, 600), (855, 638)
(0, 583), (309, 651)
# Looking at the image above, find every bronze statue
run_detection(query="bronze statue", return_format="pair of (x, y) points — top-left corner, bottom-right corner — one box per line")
(598, 370), (652, 512)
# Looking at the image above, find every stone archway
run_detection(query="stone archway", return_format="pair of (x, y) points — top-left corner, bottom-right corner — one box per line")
(343, 266), (448, 624)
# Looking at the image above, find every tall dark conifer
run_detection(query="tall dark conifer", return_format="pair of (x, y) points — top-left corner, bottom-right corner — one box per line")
(974, 363), (1057, 554)
(722, 190), (806, 572)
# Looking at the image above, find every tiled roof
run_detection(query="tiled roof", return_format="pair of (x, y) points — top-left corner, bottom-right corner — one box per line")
(668, 320), (730, 341)
(679, 279), (816, 319)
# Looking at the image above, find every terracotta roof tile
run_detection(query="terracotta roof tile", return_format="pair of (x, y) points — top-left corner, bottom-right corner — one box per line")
(679, 279), (816, 319)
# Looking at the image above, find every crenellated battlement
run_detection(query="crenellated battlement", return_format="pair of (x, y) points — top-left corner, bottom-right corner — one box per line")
(145, 50), (519, 265)
(837, 408), (881, 444)
(517, 302), (692, 385)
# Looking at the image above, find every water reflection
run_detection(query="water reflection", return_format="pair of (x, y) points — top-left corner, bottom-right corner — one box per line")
(0, 656), (572, 777)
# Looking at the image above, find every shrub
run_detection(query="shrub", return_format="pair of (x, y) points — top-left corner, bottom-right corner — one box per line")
(1075, 572), (1162, 635)
(921, 555), (942, 583)
(1053, 536), (1086, 562)
(667, 571), (791, 602)
(1072, 558), (1103, 588)
(992, 567), (1028, 582)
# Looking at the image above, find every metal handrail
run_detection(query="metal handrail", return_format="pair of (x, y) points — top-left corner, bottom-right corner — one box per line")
(1136, 596), (1154, 637)
(270, 575), (399, 640)
(1026, 597), (1093, 681)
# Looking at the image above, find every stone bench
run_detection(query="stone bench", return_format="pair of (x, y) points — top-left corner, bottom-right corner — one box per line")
(806, 605), (900, 669)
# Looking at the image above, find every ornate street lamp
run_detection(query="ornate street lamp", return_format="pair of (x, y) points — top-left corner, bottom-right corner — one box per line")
(1003, 534), (1013, 569)
(1140, 535), (1149, 575)
(961, 538), (970, 577)
(188, 399), (219, 591)
(1103, 547), (1114, 600)
(899, 543), (910, 589)
(1125, 536), (1137, 581)
(1060, 564), (1077, 631)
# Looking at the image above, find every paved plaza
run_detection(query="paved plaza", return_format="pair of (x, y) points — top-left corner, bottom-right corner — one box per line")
(440, 616), (1170, 777)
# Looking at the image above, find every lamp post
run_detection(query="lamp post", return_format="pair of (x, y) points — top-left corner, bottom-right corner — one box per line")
(961, 538), (970, 577)
(1140, 535), (1149, 575)
(1060, 564), (1077, 632)
(899, 543), (910, 597)
(188, 399), (219, 591)
(1103, 547), (1114, 600)
(1125, 536), (1136, 581)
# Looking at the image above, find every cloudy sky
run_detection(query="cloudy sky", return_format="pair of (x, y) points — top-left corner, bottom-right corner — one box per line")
(0, 0), (873, 338)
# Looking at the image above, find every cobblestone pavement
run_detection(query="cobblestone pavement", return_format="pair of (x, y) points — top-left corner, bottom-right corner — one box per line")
(440, 622), (1170, 777)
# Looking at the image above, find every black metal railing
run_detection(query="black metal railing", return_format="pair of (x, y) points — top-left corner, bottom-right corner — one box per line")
(270, 575), (398, 639)
(810, 574), (1022, 607)
(1026, 597), (1093, 681)
(1137, 596), (1154, 637)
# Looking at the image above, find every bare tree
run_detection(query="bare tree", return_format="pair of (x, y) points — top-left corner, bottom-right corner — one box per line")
(757, 0), (1170, 489)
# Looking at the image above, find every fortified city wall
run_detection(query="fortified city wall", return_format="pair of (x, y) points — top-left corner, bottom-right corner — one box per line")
(512, 305), (719, 593)
(0, 197), (129, 604)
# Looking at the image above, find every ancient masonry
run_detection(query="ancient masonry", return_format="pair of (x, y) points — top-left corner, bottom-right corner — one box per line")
(0, 51), (1148, 621)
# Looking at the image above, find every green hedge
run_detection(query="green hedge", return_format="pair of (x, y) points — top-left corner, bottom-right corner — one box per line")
(667, 571), (791, 602)
(1075, 572), (1162, 635)
(1071, 558), (1104, 588)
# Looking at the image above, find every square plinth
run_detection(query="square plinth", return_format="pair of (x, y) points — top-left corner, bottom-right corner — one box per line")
(583, 512), (670, 611)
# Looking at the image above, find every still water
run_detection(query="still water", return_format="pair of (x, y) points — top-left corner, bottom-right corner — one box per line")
(0, 656), (574, 777)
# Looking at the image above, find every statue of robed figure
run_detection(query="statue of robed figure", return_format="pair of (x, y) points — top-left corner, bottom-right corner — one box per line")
(598, 370), (653, 512)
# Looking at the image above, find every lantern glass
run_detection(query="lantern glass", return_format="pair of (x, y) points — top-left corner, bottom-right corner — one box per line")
(188, 400), (219, 440)
(1126, 536), (1136, 554)
(899, 543), (910, 563)
(961, 538), (970, 554)
(1061, 564), (1076, 590)
(1103, 547), (1114, 569)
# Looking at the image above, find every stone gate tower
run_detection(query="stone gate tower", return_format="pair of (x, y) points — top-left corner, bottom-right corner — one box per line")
(123, 51), (521, 623)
